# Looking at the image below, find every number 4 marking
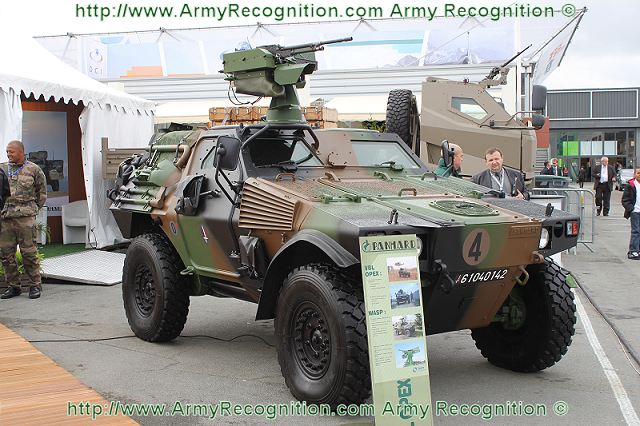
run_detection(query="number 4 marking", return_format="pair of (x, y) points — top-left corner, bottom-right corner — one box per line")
(463, 229), (490, 265)
(468, 232), (483, 262)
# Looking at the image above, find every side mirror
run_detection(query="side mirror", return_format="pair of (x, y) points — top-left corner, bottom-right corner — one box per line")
(216, 136), (242, 171)
(531, 114), (546, 130)
(441, 140), (453, 168)
(532, 85), (547, 112)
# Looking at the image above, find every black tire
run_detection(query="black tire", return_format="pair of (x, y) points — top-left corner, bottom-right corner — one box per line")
(122, 233), (190, 342)
(274, 264), (370, 408)
(471, 258), (576, 372)
(386, 89), (420, 155)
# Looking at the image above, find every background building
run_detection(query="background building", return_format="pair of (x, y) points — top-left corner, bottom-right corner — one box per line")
(547, 88), (638, 181)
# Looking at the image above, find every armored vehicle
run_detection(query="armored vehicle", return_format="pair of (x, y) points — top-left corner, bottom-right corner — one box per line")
(386, 46), (547, 179)
(395, 289), (411, 304)
(108, 38), (579, 408)
(398, 267), (411, 278)
(393, 317), (415, 337)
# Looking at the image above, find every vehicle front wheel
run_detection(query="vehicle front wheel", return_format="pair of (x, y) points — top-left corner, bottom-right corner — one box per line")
(122, 233), (190, 342)
(274, 264), (370, 408)
(471, 258), (576, 372)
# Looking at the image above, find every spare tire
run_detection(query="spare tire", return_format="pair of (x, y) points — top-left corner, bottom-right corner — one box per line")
(386, 89), (420, 155)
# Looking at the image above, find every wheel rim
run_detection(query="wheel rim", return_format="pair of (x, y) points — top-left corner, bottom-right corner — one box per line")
(501, 287), (527, 331)
(291, 302), (331, 379)
(134, 264), (156, 317)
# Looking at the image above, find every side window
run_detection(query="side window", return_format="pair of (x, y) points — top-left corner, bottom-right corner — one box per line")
(452, 97), (488, 120)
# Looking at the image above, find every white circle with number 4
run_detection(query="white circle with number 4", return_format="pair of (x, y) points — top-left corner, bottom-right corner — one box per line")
(462, 229), (490, 265)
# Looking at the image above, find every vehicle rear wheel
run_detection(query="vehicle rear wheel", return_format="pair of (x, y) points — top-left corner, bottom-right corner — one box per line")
(471, 258), (576, 372)
(386, 89), (420, 155)
(274, 264), (370, 408)
(122, 233), (190, 342)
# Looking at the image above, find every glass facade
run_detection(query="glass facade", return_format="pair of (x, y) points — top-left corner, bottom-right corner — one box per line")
(550, 129), (637, 181)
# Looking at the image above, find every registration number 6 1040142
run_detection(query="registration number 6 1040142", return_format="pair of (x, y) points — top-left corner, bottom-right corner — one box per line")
(454, 268), (509, 285)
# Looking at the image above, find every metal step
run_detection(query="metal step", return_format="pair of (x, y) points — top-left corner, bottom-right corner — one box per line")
(41, 250), (125, 285)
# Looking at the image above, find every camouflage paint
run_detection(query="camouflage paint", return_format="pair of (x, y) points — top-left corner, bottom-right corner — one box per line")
(110, 125), (573, 333)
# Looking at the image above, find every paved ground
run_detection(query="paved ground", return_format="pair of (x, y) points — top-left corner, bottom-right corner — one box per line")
(1, 190), (639, 425)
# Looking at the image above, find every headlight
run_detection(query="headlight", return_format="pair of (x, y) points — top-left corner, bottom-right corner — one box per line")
(539, 227), (550, 249)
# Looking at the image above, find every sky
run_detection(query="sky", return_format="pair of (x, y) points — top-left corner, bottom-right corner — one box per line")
(2, 0), (638, 89)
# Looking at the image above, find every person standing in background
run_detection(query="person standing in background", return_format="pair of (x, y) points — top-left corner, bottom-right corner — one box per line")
(542, 158), (564, 176)
(541, 160), (550, 175)
(472, 148), (529, 200)
(577, 166), (586, 188)
(592, 156), (616, 216)
(434, 143), (464, 178)
(0, 141), (47, 300)
(622, 168), (640, 259)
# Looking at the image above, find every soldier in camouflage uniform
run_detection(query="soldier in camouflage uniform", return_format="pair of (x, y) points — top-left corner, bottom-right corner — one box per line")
(1, 140), (47, 299)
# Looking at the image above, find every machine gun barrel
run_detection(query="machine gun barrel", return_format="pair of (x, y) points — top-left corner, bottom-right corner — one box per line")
(279, 37), (353, 51)
(264, 37), (353, 58)
(485, 43), (532, 80)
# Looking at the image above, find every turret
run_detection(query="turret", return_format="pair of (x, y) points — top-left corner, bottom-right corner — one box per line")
(222, 37), (352, 123)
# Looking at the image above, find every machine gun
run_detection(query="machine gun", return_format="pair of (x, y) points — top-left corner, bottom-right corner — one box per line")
(259, 38), (352, 63)
(480, 44), (532, 88)
(400, 347), (421, 367)
(222, 37), (352, 123)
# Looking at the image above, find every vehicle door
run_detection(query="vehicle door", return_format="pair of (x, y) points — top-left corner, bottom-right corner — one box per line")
(175, 136), (242, 282)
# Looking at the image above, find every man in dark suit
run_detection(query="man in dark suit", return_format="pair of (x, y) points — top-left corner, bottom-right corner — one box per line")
(541, 158), (564, 176)
(472, 147), (530, 200)
(593, 156), (616, 216)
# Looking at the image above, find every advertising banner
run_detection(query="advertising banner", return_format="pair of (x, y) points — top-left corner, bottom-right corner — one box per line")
(359, 234), (433, 425)
(532, 12), (583, 85)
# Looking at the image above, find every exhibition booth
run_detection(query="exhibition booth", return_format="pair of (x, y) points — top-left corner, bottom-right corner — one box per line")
(0, 31), (155, 247)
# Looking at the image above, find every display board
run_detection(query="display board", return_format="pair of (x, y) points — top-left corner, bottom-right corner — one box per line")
(359, 234), (433, 425)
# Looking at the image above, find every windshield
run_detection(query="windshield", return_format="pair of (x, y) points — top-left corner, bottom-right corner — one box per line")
(248, 136), (322, 167)
(351, 141), (421, 169)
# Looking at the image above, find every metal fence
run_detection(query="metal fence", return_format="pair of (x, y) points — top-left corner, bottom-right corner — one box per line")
(530, 188), (596, 244)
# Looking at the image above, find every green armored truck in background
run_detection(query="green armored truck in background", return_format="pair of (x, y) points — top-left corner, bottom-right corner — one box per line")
(108, 38), (579, 408)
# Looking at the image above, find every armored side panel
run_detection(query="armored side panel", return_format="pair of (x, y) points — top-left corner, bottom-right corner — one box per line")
(420, 77), (537, 178)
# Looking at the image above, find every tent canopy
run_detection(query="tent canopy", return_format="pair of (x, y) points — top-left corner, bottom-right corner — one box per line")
(0, 29), (154, 113)
(0, 29), (155, 248)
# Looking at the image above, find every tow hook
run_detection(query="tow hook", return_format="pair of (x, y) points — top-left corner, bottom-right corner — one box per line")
(432, 260), (455, 294)
(180, 266), (195, 276)
(515, 265), (529, 286)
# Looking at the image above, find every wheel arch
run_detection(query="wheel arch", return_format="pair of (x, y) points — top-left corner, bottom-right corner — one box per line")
(255, 230), (359, 320)
(111, 210), (159, 239)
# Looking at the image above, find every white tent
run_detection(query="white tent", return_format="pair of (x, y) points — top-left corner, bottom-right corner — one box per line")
(0, 30), (155, 248)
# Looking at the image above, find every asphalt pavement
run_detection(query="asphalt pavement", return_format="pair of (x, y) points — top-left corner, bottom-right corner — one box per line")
(0, 190), (639, 425)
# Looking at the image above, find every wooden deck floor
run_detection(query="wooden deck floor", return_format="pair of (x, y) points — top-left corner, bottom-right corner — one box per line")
(0, 324), (137, 425)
